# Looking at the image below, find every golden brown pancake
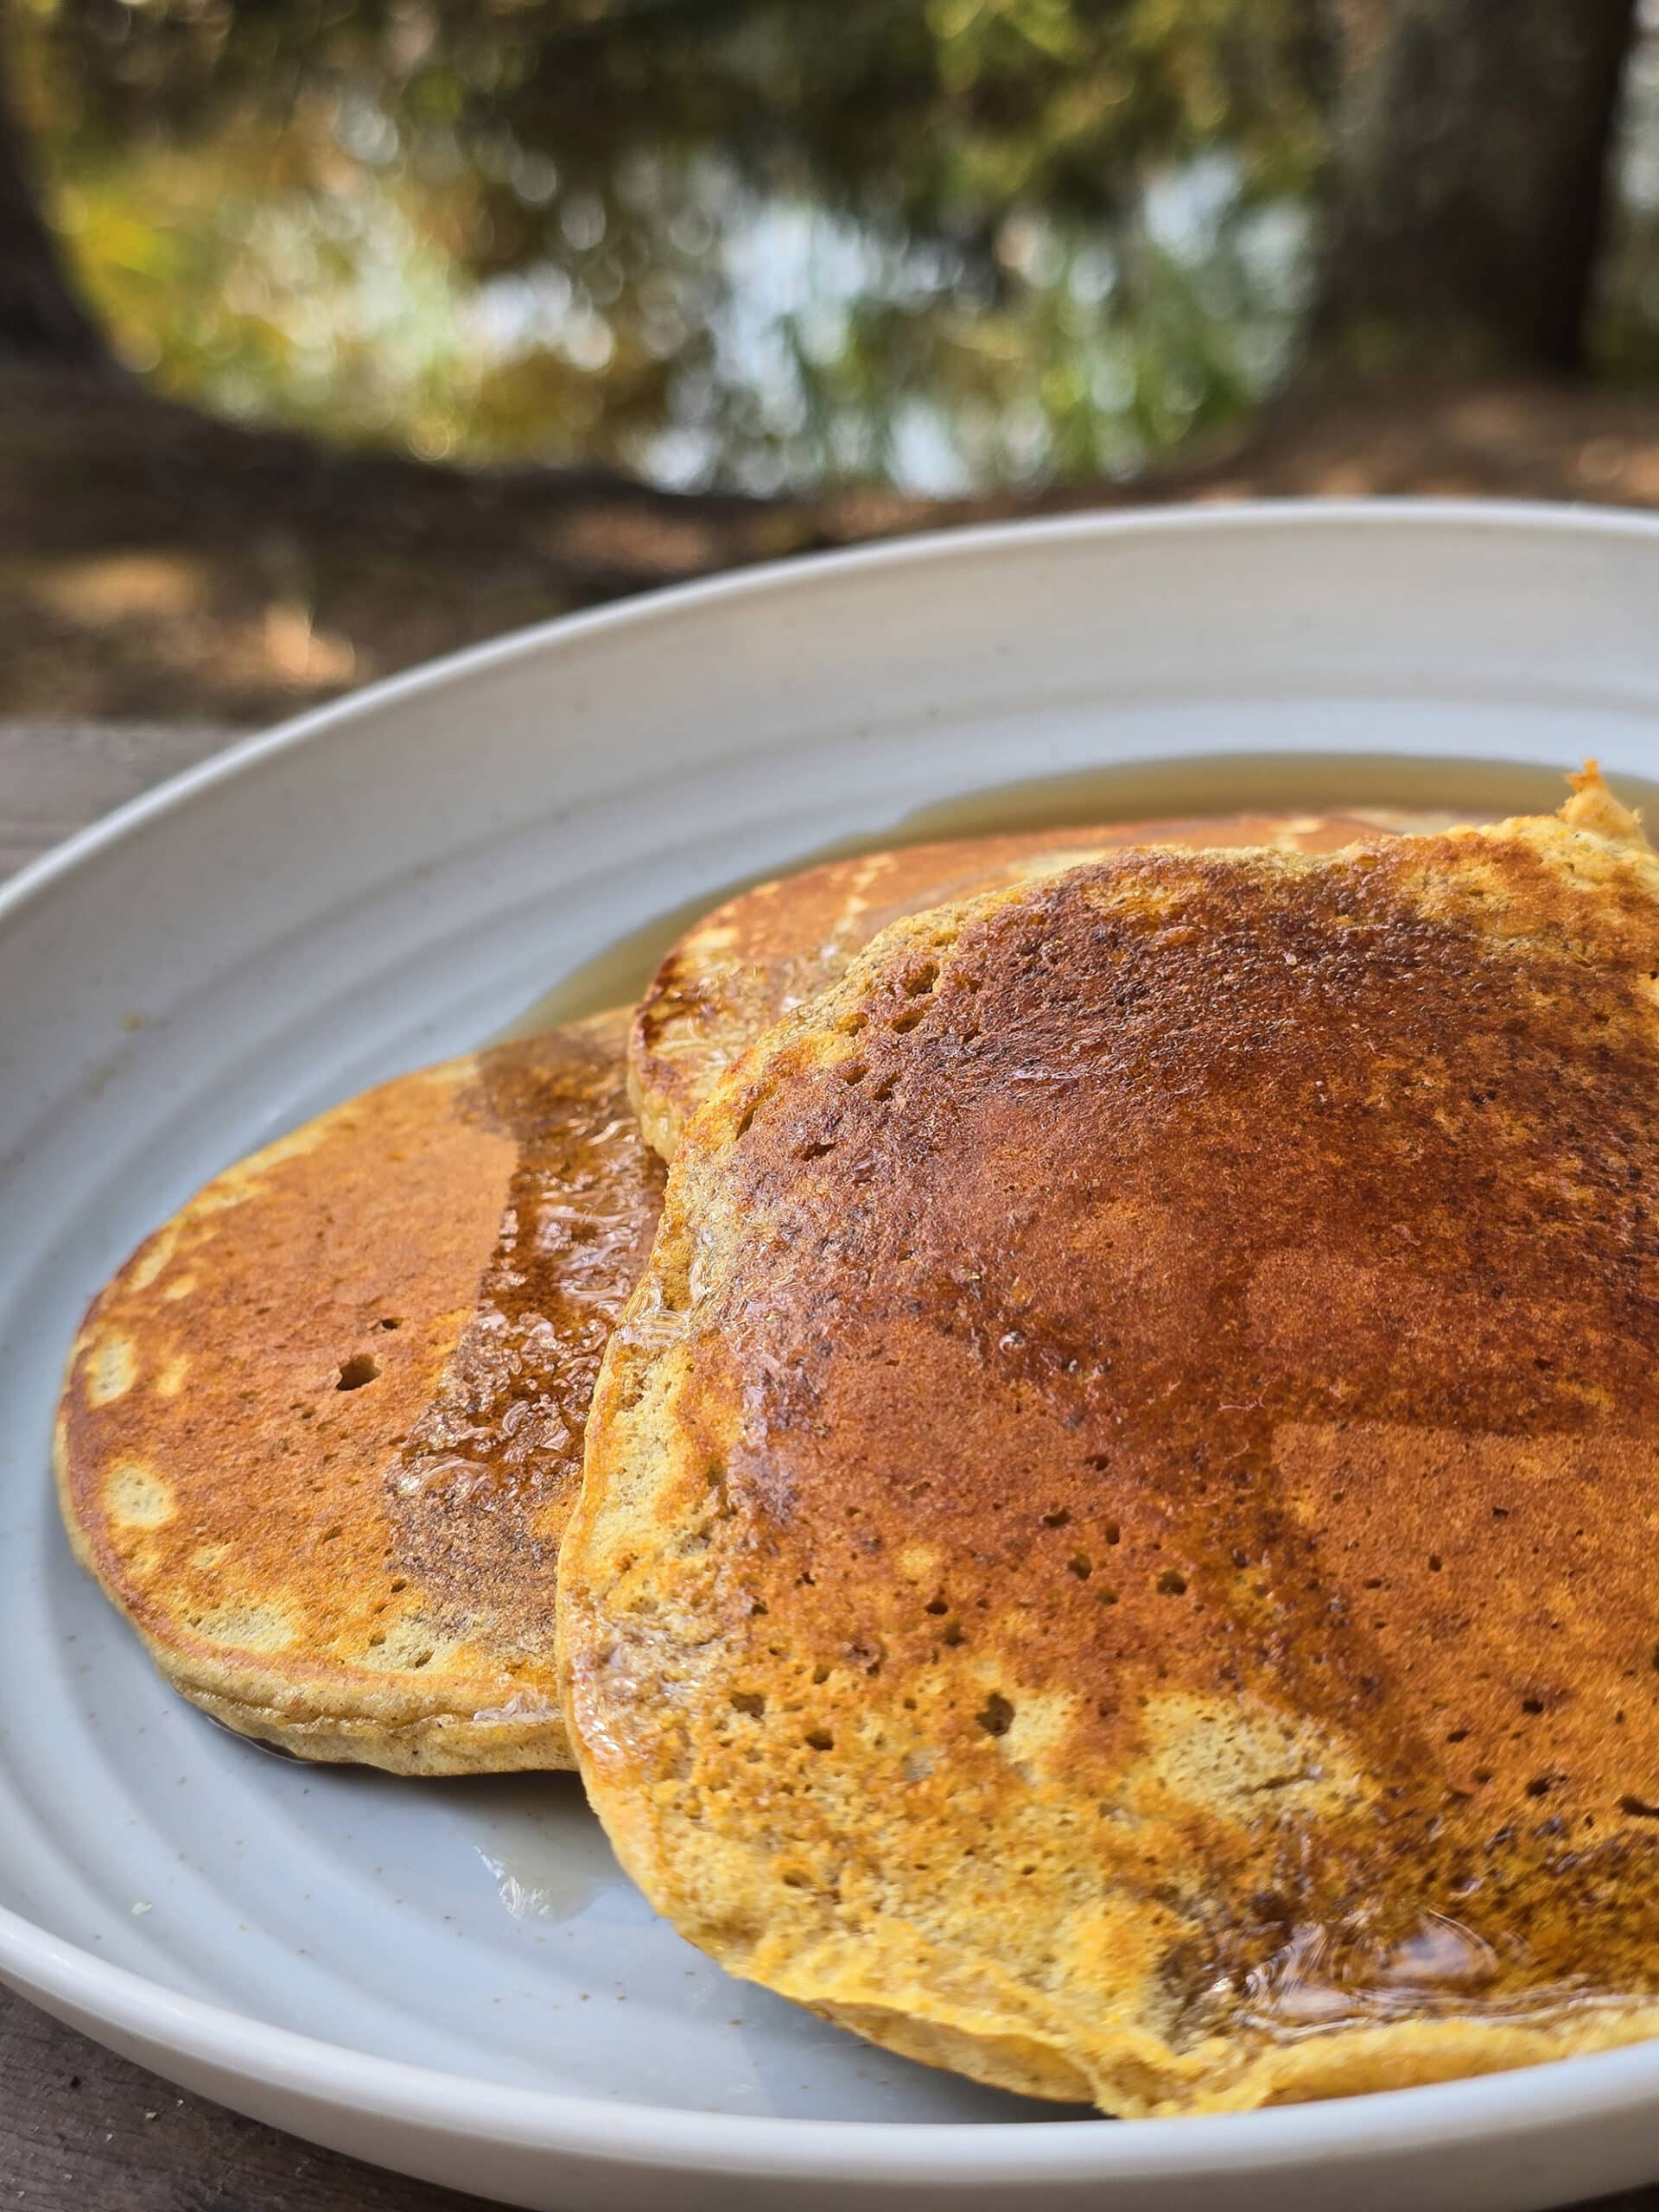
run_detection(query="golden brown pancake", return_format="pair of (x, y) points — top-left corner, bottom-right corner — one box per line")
(563, 769), (1659, 2113)
(59, 1014), (662, 1776)
(629, 810), (1455, 1159)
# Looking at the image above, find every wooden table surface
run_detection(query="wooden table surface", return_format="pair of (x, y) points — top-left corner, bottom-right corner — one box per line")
(2, 719), (1656, 2212)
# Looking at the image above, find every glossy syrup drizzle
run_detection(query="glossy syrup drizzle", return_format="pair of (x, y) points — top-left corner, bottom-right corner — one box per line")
(386, 1024), (664, 1629)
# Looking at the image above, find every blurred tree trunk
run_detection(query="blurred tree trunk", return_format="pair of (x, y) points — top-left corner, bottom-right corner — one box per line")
(1315, 0), (1641, 373)
(0, 11), (116, 368)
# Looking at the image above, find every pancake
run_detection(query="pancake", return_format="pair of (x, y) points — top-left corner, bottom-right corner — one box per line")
(561, 767), (1659, 2113)
(59, 1013), (662, 1776)
(628, 810), (1457, 1158)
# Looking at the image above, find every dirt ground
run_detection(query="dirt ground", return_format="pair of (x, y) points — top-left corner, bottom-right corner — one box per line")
(7, 365), (1659, 726)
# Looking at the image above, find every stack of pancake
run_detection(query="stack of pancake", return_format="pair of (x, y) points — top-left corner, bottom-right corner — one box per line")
(58, 766), (1659, 2114)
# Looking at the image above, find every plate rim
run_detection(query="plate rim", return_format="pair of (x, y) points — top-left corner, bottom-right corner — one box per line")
(6, 490), (1659, 939)
(8, 494), (1659, 2180)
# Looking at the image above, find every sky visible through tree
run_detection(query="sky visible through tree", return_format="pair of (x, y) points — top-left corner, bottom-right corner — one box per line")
(12, 0), (1659, 494)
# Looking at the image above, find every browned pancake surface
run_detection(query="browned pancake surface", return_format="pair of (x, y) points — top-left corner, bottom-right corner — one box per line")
(563, 773), (1659, 2110)
(629, 810), (1448, 1157)
(60, 1014), (662, 1773)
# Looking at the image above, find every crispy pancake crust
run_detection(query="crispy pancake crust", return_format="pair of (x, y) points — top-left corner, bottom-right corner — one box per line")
(629, 811), (1453, 1158)
(563, 772), (1659, 2113)
(59, 1013), (662, 1775)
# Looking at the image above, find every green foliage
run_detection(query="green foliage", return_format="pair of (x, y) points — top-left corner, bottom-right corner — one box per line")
(16, 0), (1330, 486)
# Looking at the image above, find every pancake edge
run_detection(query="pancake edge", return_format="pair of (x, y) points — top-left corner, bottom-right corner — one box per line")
(563, 786), (1659, 2113)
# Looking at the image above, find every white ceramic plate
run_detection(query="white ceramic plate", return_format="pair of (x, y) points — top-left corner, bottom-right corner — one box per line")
(5, 505), (1659, 2212)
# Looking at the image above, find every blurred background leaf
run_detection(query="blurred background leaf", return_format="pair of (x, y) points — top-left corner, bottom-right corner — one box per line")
(14, 0), (1332, 488)
(4, 0), (1659, 722)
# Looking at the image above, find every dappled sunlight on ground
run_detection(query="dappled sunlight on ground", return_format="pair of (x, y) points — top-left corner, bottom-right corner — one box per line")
(8, 367), (1659, 726)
